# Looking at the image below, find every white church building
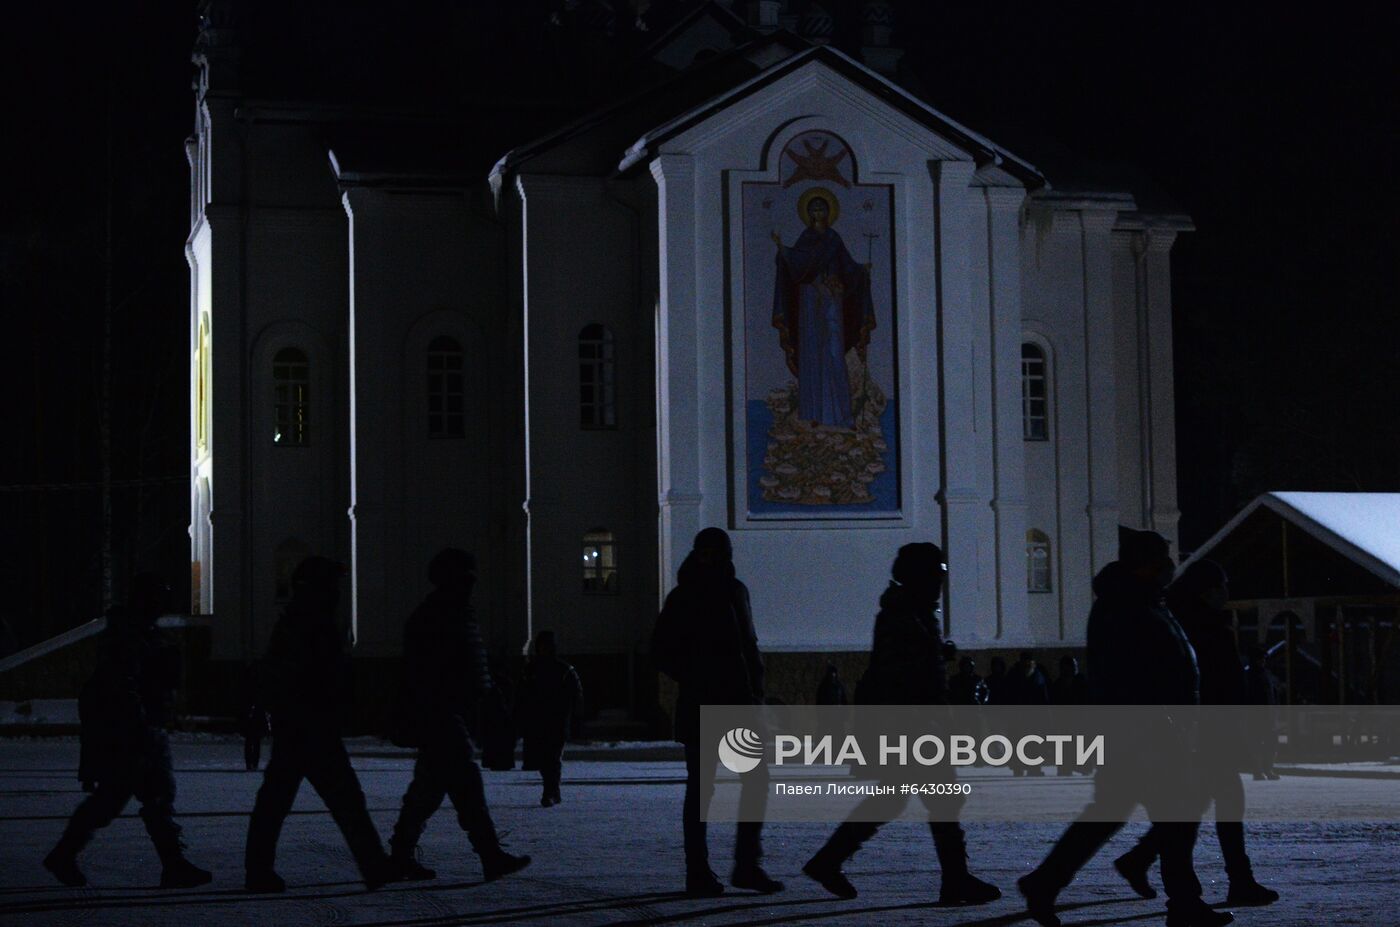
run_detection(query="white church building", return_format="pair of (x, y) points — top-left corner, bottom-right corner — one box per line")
(187, 1), (1190, 721)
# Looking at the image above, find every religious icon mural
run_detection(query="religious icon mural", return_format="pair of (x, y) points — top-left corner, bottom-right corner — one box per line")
(741, 130), (899, 517)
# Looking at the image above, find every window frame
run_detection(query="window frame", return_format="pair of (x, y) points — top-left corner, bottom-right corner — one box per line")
(581, 528), (619, 595)
(578, 324), (617, 430)
(1026, 529), (1053, 594)
(1021, 342), (1050, 442)
(426, 335), (466, 440)
(271, 346), (311, 446)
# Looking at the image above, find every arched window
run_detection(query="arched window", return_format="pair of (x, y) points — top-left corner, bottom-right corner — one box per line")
(195, 314), (211, 452)
(579, 324), (616, 429)
(274, 538), (310, 604)
(427, 335), (465, 439)
(581, 528), (618, 594)
(1021, 343), (1049, 441)
(1027, 529), (1053, 593)
(272, 347), (310, 445)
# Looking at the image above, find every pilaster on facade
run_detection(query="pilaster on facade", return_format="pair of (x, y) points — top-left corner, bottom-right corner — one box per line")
(1079, 209), (1121, 576)
(984, 185), (1030, 642)
(1139, 229), (1181, 551)
(650, 154), (701, 594)
(341, 187), (393, 653)
(933, 159), (996, 641)
(200, 199), (251, 660)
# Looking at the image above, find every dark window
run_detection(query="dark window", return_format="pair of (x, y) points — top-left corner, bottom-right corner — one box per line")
(427, 335), (465, 439)
(582, 528), (619, 594)
(272, 347), (310, 445)
(1027, 529), (1053, 593)
(579, 324), (616, 429)
(1021, 343), (1049, 441)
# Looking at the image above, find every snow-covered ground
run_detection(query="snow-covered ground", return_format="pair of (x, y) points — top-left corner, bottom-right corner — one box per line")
(0, 740), (1394, 925)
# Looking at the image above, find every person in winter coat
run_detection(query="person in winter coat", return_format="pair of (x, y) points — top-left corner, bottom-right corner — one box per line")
(1018, 527), (1229, 927)
(520, 630), (583, 806)
(1244, 647), (1279, 779)
(384, 549), (530, 883)
(1050, 655), (1089, 707)
(1004, 651), (1051, 706)
(802, 543), (1001, 907)
(948, 656), (989, 706)
(815, 663), (848, 706)
(1004, 651), (1052, 776)
(244, 557), (392, 893)
(45, 574), (212, 890)
(984, 655), (1009, 704)
(1113, 560), (1278, 907)
(651, 527), (782, 898)
(1050, 655), (1091, 775)
(240, 662), (270, 772)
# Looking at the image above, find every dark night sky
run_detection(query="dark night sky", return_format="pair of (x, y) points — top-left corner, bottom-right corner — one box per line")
(0, 1), (1395, 642)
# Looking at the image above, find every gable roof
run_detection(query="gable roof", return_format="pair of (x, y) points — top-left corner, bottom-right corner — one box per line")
(492, 35), (1044, 188)
(617, 44), (1044, 184)
(1184, 492), (1400, 592)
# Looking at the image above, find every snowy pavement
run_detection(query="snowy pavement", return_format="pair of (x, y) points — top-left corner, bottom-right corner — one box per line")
(0, 740), (1395, 926)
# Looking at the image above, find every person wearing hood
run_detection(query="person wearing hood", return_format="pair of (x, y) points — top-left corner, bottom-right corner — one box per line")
(801, 543), (1001, 907)
(45, 573), (212, 890)
(384, 549), (531, 884)
(520, 629), (583, 807)
(651, 527), (782, 898)
(1113, 560), (1278, 907)
(1018, 528), (1231, 927)
(244, 556), (392, 893)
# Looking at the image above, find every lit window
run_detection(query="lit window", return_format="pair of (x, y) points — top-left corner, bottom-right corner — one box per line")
(427, 335), (465, 439)
(274, 538), (310, 604)
(1027, 529), (1053, 593)
(1021, 343), (1049, 441)
(582, 528), (618, 594)
(195, 314), (211, 452)
(272, 347), (310, 445)
(579, 324), (616, 429)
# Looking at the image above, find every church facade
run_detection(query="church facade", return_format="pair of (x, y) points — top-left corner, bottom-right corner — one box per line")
(187, 1), (1189, 719)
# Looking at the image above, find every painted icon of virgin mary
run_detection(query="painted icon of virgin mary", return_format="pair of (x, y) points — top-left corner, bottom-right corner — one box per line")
(770, 187), (876, 430)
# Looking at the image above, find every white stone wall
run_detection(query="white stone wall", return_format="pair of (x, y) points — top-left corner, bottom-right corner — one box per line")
(343, 187), (515, 657)
(1020, 207), (1184, 645)
(513, 174), (659, 657)
(649, 59), (1027, 652)
(191, 110), (353, 660)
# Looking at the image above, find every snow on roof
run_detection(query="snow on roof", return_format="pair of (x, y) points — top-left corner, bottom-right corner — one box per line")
(1186, 491), (1400, 589)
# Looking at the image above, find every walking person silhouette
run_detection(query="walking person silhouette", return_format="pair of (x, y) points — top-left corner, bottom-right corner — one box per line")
(1017, 528), (1231, 927)
(45, 573), (212, 889)
(801, 543), (1001, 905)
(520, 630), (583, 807)
(651, 527), (783, 898)
(384, 549), (530, 882)
(244, 556), (391, 892)
(1113, 560), (1278, 907)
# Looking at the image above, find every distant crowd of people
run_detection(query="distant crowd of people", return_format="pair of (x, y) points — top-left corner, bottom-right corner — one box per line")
(42, 524), (1283, 927)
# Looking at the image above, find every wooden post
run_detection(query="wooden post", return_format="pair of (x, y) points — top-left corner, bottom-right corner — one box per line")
(1284, 614), (1293, 707)
(1337, 604), (1346, 706)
